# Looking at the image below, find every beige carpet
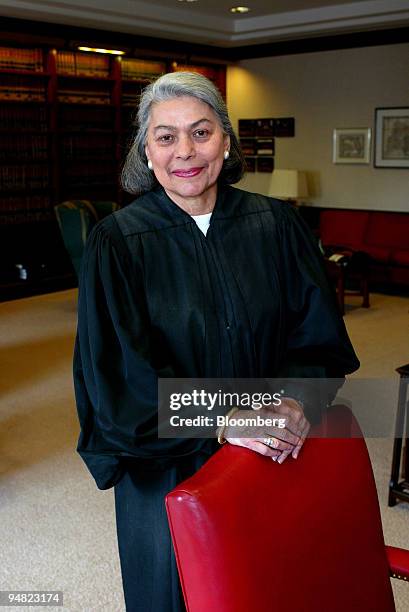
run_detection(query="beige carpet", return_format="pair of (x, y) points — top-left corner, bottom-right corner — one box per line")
(0, 288), (408, 611)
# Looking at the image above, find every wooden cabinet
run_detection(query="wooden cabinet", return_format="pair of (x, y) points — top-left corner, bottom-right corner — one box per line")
(0, 44), (226, 298)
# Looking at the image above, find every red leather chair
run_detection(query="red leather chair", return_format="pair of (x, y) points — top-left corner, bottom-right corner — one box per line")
(166, 405), (409, 612)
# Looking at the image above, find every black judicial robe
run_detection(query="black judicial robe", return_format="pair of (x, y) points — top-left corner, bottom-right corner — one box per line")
(73, 185), (359, 610)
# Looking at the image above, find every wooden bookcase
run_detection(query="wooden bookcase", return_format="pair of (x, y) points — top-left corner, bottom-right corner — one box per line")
(0, 44), (226, 299)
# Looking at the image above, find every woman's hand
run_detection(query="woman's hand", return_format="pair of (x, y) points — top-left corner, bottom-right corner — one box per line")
(224, 398), (310, 464)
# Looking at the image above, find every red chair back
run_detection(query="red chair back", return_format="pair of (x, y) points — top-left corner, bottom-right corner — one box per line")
(166, 405), (395, 612)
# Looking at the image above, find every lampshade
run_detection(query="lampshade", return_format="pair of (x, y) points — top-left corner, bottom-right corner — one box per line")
(267, 169), (309, 199)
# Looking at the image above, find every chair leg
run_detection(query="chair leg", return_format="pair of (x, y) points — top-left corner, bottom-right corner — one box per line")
(389, 436), (403, 507)
(389, 374), (409, 507)
(361, 277), (370, 308)
(337, 274), (345, 315)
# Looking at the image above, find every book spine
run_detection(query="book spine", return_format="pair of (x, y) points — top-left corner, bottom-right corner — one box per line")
(0, 46), (44, 72)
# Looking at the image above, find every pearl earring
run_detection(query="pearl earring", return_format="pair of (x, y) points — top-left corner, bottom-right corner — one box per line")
(147, 159), (153, 170)
(224, 151), (230, 160)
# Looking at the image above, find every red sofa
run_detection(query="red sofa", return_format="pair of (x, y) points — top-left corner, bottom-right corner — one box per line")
(319, 209), (409, 286)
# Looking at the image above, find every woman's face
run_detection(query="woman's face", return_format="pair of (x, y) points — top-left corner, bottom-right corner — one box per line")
(145, 96), (229, 211)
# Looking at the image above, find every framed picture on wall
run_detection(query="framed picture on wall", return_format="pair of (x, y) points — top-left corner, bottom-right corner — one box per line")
(333, 128), (371, 164)
(374, 107), (409, 168)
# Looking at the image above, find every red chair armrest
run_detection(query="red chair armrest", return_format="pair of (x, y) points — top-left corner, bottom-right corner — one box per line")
(386, 545), (409, 581)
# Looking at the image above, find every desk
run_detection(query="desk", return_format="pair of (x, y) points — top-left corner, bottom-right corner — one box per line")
(325, 257), (370, 315)
(389, 364), (409, 507)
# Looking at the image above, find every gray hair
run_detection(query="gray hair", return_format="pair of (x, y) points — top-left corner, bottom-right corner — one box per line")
(121, 71), (245, 195)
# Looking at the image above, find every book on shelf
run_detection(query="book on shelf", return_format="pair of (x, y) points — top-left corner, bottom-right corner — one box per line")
(56, 51), (110, 77)
(0, 165), (49, 190)
(0, 194), (51, 213)
(62, 160), (116, 186)
(121, 58), (165, 80)
(0, 46), (43, 72)
(0, 105), (47, 130)
(76, 52), (110, 77)
(57, 88), (111, 104)
(122, 92), (141, 106)
(58, 105), (114, 130)
(61, 133), (115, 159)
(0, 78), (46, 102)
(0, 210), (55, 224)
(0, 90), (46, 102)
(0, 134), (48, 160)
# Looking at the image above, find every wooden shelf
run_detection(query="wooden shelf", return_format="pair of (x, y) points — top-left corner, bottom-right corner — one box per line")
(0, 158), (49, 164)
(0, 129), (48, 134)
(0, 213), (54, 221)
(60, 180), (116, 186)
(57, 129), (116, 134)
(0, 187), (52, 195)
(0, 43), (226, 296)
(57, 73), (116, 82)
(61, 159), (116, 164)
(56, 101), (114, 107)
(0, 68), (49, 77)
(121, 77), (151, 83)
(0, 99), (47, 105)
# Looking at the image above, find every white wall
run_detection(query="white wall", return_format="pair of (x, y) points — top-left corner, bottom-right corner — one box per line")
(227, 43), (409, 211)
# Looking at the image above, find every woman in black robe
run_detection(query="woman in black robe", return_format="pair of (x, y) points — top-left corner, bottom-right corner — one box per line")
(73, 71), (359, 612)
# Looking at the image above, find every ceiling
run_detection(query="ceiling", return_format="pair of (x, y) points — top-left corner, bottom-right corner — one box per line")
(0, 0), (409, 47)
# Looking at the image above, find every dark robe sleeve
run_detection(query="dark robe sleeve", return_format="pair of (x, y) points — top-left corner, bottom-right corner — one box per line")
(274, 204), (360, 423)
(73, 217), (210, 490)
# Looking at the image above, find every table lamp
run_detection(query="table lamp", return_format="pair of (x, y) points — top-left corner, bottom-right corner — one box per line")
(267, 169), (308, 205)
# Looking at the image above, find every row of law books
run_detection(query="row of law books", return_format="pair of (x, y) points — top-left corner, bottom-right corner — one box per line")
(0, 210), (55, 225)
(122, 92), (141, 106)
(62, 160), (116, 185)
(57, 88), (111, 105)
(60, 133), (115, 159)
(56, 51), (110, 77)
(0, 134), (48, 160)
(0, 194), (51, 213)
(58, 105), (114, 130)
(0, 46), (44, 72)
(0, 165), (49, 190)
(0, 80), (46, 102)
(0, 105), (48, 130)
(121, 58), (165, 81)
